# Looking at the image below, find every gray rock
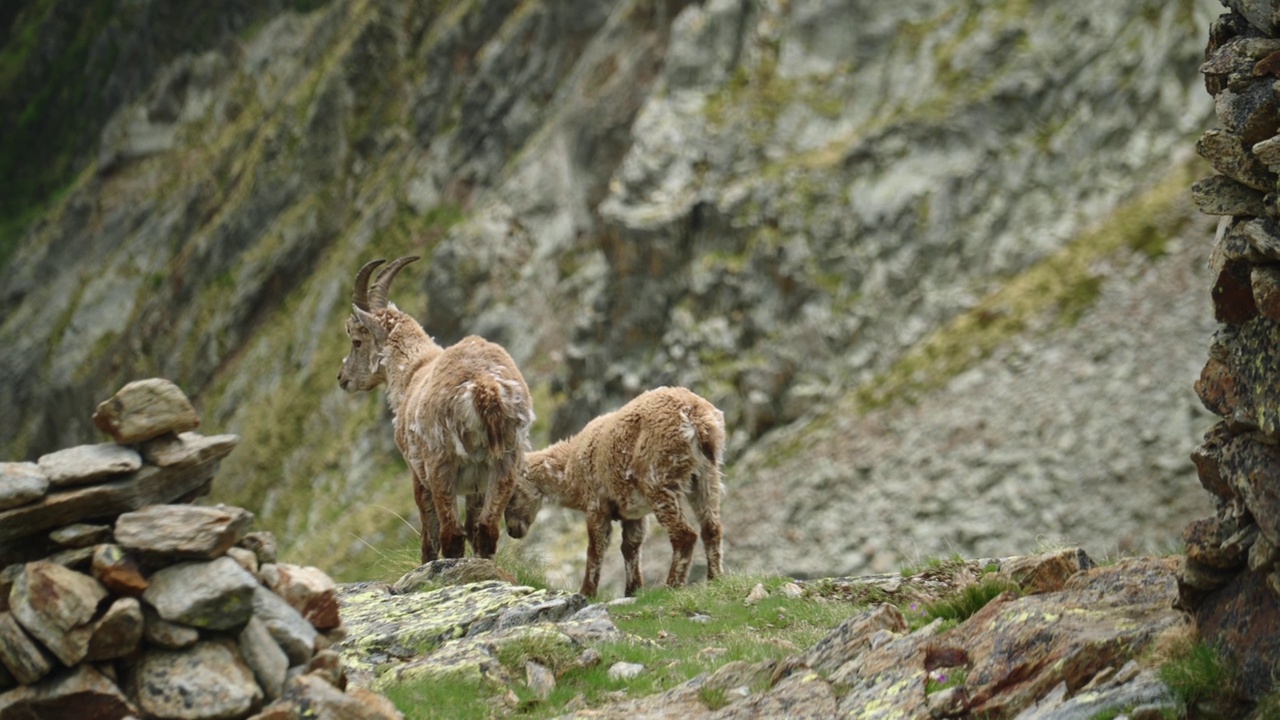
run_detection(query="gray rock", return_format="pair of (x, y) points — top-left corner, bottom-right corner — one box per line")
(143, 556), (259, 631)
(0, 610), (53, 685)
(129, 640), (263, 720)
(1198, 128), (1277, 190)
(116, 503), (253, 559)
(525, 660), (556, 701)
(1192, 175), (1268, 216)
(1253, 133), (1280, 167)
(142, 603), (200, 649)
(608, 661), (645, 681)
(85, 596), (144, 662)
(48, 522), (112, 548)
(239, 616), (289, 701)
(36, 443), (141, 488)
(0, 463), (47, 511)
(1011, 667), (1175, 720)
(98, 105), (178, 170)
(140, 432), (240, 469)
(486, 594), (587, 634)
(1214, 78), (1279, 145)
(92, 377), (200, 444)
(8, 561), (108, 666)
(0, 664), (135, 719)
(559, 603), (622, 643)
(252, 584), (318, 666)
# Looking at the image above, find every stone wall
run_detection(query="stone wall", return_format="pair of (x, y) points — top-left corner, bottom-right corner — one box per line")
(0, 378), (401, 719)
(1181, 0), (1280, 702)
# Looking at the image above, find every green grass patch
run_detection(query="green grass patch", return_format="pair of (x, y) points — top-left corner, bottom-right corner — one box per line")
(383, 573), (865, 718)
(381, 676), (497, 720)
(899, 552), (967, 578)
(699, 685), (730, 710)
(494, 631), (581, 677)
(1158, 640), (1240, 711)
(921, 577), (1020, 625)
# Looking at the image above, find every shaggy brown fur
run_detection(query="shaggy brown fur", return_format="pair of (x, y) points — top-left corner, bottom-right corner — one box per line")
(339, 257), (533, 562)
(505, 386), (725, 597)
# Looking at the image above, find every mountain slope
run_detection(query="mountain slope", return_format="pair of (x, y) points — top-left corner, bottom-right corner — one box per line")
(0, 0), (1221, 586)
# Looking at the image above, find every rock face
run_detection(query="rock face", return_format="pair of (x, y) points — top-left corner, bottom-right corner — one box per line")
(0, 378), (402, 720)
(1179, 3), (1280, 704)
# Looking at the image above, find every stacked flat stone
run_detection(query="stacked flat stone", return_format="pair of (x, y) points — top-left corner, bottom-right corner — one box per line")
(0, 378), (403, 719)
(1182, 0), (1280, 701)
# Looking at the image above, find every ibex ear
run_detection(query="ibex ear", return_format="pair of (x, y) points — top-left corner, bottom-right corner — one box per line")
(352, 305), (388, 344)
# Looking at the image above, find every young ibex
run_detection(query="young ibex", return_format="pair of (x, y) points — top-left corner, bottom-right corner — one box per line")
(504, 386), (725, 597)
(338, 256), (534, 562)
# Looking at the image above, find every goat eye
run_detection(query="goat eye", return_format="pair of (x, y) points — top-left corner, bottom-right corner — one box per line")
(353, 340), (362, 348)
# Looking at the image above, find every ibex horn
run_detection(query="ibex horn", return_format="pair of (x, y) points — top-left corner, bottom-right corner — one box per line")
(352, 259), (386, 311)
(369, 255), (421, 310)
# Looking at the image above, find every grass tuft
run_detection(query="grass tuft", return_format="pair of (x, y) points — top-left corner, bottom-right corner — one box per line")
(380, 676), (497, 720)
(699, 686), (730, 710)
(494, 631), (581, 677)
(900, 552), (967, 578)
(922, 577), (1020, 625)
(1157, 639), (1239, 710)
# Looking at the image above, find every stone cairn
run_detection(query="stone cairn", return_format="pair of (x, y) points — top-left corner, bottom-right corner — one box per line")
(0, 378), (402, 719)
(1183, 0), (1280, 703)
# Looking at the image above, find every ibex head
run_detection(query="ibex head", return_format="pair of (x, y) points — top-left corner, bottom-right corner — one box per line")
(337, 256), (419, 392)
(503, 466), (545, 539)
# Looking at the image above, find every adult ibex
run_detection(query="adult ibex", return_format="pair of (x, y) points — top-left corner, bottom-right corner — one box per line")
(339, 256), (534, 562)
